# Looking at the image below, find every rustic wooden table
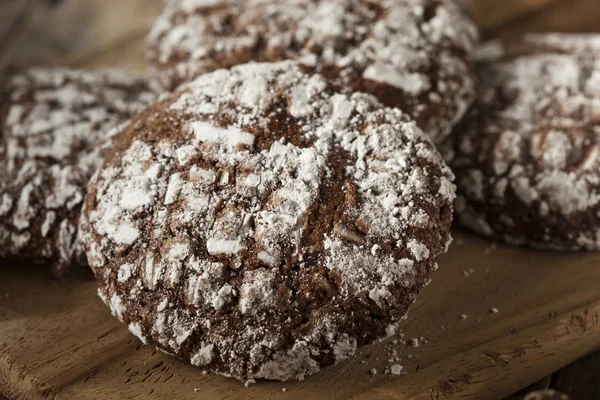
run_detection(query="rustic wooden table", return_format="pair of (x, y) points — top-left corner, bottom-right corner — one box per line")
(1, 1), (600, 399)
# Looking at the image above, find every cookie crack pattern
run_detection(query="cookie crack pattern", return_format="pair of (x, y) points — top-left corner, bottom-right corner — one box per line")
(148, 0), (478, 144)
(0, 68), (158, 273)
(450, 34), (600, 250)
(80, 62), (455, 381)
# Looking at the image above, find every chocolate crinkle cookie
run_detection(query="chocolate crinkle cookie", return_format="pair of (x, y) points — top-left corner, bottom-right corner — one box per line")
(0, 68), (157, 273)
(79, 62), (455, 381)
(447, 34), (600, 251)
(147, 0), (478, 145)
(523, 389), (571, 400)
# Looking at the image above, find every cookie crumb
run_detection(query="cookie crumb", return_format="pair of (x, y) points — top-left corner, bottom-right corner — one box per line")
(390, 364), (404, 375)
(282, 388), (287, 393)
(490, 307), (499, 314)
(460, 314), (468, 321)
(483, 243), (498, 255)
(370, 368), (377, 375)
(244, 379), (256, 387)
(409, 338), (420, 347)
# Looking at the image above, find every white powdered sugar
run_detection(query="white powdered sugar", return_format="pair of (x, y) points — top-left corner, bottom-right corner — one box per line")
(238, 268), (277, 315)
(452, 34), (600, 250)
(0, 68), (157, 271)
(81, 62), (454, 381)
(206, 238), (245, 255)
(147, 0), (478, 144)
(407, 239), (430, 262)
(191, 344), (215, 367)
(192, 122), (255, 148)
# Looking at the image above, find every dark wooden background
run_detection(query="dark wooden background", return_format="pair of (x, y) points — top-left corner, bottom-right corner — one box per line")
(2, 0), (600, 72)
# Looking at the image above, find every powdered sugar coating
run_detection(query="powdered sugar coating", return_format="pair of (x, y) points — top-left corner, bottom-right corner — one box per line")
(80, 62), (454, 380)
(0, 68), (157, 272)
(147, 0), (478, 144)
(449, 34), (600, 250)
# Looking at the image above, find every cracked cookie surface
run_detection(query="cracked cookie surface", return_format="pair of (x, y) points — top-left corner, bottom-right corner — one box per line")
(80, 62), (455, 381)
(448, 34), (600, 250)
(0, 68), (157, 273)
(147, 0), (478, 144)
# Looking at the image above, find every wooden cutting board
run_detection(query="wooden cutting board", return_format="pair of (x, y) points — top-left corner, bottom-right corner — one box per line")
(2, 0), (600, 399)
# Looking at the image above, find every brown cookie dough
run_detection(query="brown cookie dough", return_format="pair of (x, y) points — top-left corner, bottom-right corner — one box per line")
(448, 34), (600, 251)
(147, 0), (478, 144)
(0, 68), (157, 273)
(80, 62), (455, 381)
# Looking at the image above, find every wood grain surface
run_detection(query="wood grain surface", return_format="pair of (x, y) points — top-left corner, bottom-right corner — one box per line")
(1, 0), (600, 399)
(472, 0), (560, 31)
(481, 0), (600, 40)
